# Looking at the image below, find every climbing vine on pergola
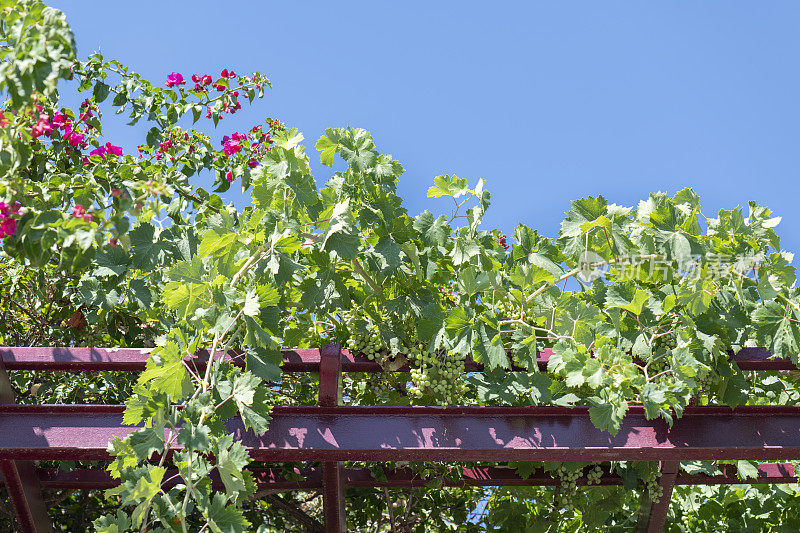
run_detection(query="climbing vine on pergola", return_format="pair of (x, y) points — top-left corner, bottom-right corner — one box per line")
(3, 1), (800, 531)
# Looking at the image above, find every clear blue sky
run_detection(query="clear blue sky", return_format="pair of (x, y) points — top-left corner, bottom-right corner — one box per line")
(50, 1), (800, 255)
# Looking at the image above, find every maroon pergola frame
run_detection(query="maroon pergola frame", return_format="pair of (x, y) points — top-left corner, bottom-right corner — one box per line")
(0, 345), (798, 532)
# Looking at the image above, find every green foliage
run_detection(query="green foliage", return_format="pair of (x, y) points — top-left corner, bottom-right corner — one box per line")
(3, 1), (800, 530)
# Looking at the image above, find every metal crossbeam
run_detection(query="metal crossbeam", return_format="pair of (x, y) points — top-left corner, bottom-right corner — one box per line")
(0, 346), (788, 373)
(2, 404), (800, 462)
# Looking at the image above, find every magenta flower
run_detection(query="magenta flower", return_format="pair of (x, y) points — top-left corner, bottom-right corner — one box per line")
(67, 132), (85, 147)
(247, 159), (259, 168)
(225, 169), (233, 182)
(201, 75), (212, 86)
(105, 143), (123, 157)
(212, 84), (226, 91)
(228, 70), (236, 78)
(154, 151), (164, 161)
(31, 114), (52, 138)
(89, 146), (106, 158)
(0, 202), (20, 218)
(51, 113), (67, 129)
(221, 69), (229, 78)
(72, 205), (93, 221)
(0, 218), (16, 238)
(191, 74), (200, 83)
(222, 138), (241, 155)
(231, 132), (245, 142)
(165, 72), (186, 88)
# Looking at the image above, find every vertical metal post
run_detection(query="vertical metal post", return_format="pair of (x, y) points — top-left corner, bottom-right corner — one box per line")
(0, 358), (53, 533)
(637, 460), (679, 533)
(319, 343), (346, 532)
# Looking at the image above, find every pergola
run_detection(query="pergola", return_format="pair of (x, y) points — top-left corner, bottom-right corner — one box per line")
(1, 345), (798, 532)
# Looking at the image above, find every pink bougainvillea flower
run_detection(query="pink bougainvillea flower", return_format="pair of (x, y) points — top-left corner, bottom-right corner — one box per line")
(222, 138), (241, 155)
(51, 112), (67, 129)
(191, 74), (200, 83)
(81, 156), (90, 165)
(72, 206), (92, 222)
(212, 84), (226, 91)
(0, 113), (9, 128)
(205, 107), (212, 118)
(228, 70), (236, 78)
(247, 159), (259, 168)
(164, 72), (185, 87)
(220, 69), (230, 78)
(105, 143), (123, 157)
(225, 169), (233, 182)
(110, 189), (123, 197)
(201, 75), (212, 86)
(221, 135), (230, 145)
(72, 205), (93, 221)
(67, 132), (85, 147)
(231, 132), (245, 142)
(154, 151), (164, 161)
(499, 234), (509, 250)
(0, 218), (16, 239)
(31, 114), (52, 137)
(89, 145), (106, 158)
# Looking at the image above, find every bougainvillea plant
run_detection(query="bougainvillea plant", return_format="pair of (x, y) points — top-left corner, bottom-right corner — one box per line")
(3, 1), (800, 531)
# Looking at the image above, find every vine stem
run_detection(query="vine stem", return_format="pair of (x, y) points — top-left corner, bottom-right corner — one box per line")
(139, 429), (177, 532)
(384, 488), (397, 532)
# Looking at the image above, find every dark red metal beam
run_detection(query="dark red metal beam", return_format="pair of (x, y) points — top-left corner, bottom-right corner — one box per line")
(640, 461), (679, 533)
(2, 346), (790, 373)
(0, 358), (53, 533)
(0, 460), (53, 533)
(3, 405), (800, 462)
(678, 461), (797, 485)
(317, 343), (346, 533)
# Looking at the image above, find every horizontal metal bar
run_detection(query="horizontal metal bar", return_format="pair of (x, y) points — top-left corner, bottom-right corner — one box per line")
(2, 463), (795, 491)
(2, 405), (800, 462)
(0, 346), (791, 373)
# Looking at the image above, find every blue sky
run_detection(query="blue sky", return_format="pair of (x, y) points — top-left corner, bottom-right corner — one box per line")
(50, 1), (800, 255)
